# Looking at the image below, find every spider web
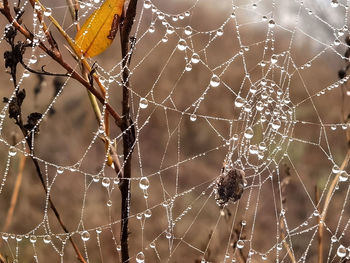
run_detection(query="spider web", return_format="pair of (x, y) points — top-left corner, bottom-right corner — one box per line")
(0, 0), (350, 262)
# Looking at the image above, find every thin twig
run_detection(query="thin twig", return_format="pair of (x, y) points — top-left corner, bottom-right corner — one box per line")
(118, 0), (138, 261)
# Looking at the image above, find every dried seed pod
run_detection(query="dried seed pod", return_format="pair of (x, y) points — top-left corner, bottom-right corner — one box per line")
(215, 167), (246, 206)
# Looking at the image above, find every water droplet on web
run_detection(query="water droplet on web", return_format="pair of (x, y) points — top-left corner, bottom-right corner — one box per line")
(331, 235), (337, 243)
(331, 0), (339, 8)
(44, 8), (52, 16)
(177, 39), (187, 51)
(116, 245), (121, 251)
(184, 26), (192, 35)
(271, 55), (278, 64)
(139, 177), (150, 190)
(136, 251), (145, 262)
(2, 233), (9, 241)
(102, 177), (110, 187)
(148, 25), (155, 33)
(259, 142), (266, 150)
(256, 101), (264, 111)
(236, 240), (244, 248)
(136, 213), (143, 220)
(185, 63), (192, 71)
(271, 119), (281, 130)
(30, 235), (37, 243)
(235, 97), (245, 108)
(191, 53), (200, 63)
(250, 85), (257, 94)
(276, 243), (282, 250)
(96, 227), (102, 234)
(165, 231), (172, 239)
(9, 146), (17, 157)
(216, 28), (224, 36)
(249, 145), (258, 154)
(57, 167), (64, 174)
(190, 114), (197, 122)
(244, 127), (254, 139)
(81, 231), (90, 241)
(139, 98), (149, 109)
(268, 19), (275, 28)
(210, 74), (220, 87)
(337, 245), (347, 257)
(262, 15), (267, 21)
(29, 55), (37, 64)
(144, 209), (152, 218)
(113, 177), (120, 185)
(339, 171), (348, 182)
(107, 200), (112, 206)
(144, 0), (151, 8)
(43, 235), (51, 244)
(166, 26), (175, 34)
(334, 39), (340, 46)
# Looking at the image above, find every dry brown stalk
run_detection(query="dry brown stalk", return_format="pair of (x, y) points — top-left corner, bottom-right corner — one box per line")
(2, 153), (25, 233)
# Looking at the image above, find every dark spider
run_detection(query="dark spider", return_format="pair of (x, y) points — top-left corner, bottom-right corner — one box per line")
(215, 167), (246, 207)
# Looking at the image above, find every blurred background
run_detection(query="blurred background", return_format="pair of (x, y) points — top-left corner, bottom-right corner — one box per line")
(0, 0), (350, 262)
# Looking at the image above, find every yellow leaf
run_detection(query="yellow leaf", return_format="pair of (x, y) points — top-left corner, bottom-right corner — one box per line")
(75, 0), (124, 58)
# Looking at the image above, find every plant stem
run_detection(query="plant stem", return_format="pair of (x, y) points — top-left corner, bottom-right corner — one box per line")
(118, 0), (138, 261)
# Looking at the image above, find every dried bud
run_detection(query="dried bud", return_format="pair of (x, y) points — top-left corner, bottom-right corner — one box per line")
(339, 69), (346, 79)
(24, 112), (42, 133)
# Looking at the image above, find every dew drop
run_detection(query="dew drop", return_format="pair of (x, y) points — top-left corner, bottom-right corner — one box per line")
(244, 127), (254, 139)
(268, 19), (275, 28)
(148, 25), (155, 33)
(271, 119), (281, 130)
(271, 55), (278, 64)
(43, 235), (51, 244)
(190, 114), (197, 122)
(29, 55), (38, 64)
(57, 167), (64, 174)
(9, 146), (17, 157)
(2, 233), (9, 241)
(185, 63), (192, 71)
(136, 251), (145, 263)
(102, 177), (110, 187)
(236, 240), (244, 249)
(139, 177), (150, 190)
(139, 98), (149, 109)
(144, 209), (152, 218)
(177, 39), (187, 51)
(210, 74), (220, 87)
(81, 231), (90, 241)
(30, 235), (37, 243)
(216, 28), (224, 36)
(144, 0), (151, 8)
(331, 0), (339, 8)
(184, 26), (192, 35)
(191, 53), (200, 64)
(332, 165), (340, 174)
(235, 97), (245, 108)
(43, 8), (52, 16)
(337, 245), (347, 257)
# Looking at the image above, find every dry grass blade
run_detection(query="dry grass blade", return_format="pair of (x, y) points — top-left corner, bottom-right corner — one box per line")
(2, 154), (25, 233)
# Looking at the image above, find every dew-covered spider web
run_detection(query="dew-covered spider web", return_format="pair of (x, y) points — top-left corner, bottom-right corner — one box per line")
(1, 0), (350, 262)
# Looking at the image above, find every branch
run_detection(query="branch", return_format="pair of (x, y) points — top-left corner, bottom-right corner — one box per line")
(0, 0), (123, 127)
(118, 0), (138, 262)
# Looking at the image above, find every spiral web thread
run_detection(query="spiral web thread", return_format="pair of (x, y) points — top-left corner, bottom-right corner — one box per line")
(0, 0), (350, 262)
